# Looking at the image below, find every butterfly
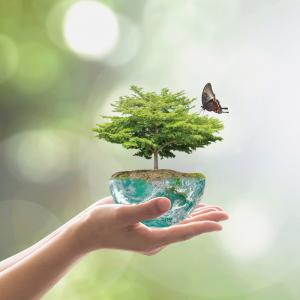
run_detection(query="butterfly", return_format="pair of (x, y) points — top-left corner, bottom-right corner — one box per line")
(202, 83), (229, 114)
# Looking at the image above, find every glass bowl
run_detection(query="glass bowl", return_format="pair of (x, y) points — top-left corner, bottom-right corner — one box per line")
(109, 169), (205, 227)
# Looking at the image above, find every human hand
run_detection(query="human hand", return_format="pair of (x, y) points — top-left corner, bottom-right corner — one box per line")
(0, 196), (228, 300)
(76, 197), (229, 255)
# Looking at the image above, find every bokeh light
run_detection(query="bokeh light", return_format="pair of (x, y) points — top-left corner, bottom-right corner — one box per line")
(105, 16), (140, 66)
(46, 0), (71, 51)
(14, 43), (62, 94)
(63, 0), (119, 60)
(219, 201), (275, 262)
(2, 1), (300, 299)
(4, 130), (72, 183)
(0, 34), (18, 84)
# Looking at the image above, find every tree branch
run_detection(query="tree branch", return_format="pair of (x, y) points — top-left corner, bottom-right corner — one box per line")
(157, 139), (177, 152)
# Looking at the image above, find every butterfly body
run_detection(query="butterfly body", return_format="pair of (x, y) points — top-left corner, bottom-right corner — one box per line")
(201, 83), (229, 114)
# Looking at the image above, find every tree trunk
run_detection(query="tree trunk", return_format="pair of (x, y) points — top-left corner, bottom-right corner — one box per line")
(154, 127), (159, 169)
(153, 151), (158, 170)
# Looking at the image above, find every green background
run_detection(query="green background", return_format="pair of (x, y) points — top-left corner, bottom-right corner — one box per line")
(0, 0), (300, 299)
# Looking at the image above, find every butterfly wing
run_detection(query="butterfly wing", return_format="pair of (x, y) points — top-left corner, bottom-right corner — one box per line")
(202, 83), (217, 111)
(202, 83), (215, 100)
(204, 99), (218, 111)
(202, 83), (229, 113)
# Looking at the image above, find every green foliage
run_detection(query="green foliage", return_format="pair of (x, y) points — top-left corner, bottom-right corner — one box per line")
(93, 86), (224, 165)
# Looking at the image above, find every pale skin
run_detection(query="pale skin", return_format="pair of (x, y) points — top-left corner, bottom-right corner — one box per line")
(0, 197), (229, 300)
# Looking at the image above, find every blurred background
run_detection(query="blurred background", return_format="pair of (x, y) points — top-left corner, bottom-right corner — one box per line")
(1, 0), (300, 299)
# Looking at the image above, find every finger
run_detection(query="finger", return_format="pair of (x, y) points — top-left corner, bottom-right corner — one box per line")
(195, 203), (207, 208)
(190, 207), (219, 216)
(118, 197), (171, 224)
(190, 203), (208, 212)
(190, 206), (224, 216)
(191, 205), (224, 214)
(181, 211), (229, 224)
(152, 221), (222, 246)
(189, 209), (229, 220)
(193, 205), (224, 212)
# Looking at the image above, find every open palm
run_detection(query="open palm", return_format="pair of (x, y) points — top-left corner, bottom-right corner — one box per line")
(81, 197), (229, 255)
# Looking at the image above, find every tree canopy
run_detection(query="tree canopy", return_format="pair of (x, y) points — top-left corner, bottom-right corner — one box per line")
(93, 86), (224, 169)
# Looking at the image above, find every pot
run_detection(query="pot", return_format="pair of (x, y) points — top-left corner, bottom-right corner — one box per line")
(109, 169), (205, 227)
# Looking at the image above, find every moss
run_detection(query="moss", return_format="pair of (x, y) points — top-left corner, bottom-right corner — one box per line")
(111, 169), (205, 181)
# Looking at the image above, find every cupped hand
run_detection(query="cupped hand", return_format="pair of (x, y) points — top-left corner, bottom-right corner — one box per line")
(77, 197), (229, 255)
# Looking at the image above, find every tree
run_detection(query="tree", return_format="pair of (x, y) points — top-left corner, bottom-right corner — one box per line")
(93, 86), (224, 169)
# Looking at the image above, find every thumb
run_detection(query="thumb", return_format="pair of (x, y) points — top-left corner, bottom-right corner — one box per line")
(119, 197), (171, 224)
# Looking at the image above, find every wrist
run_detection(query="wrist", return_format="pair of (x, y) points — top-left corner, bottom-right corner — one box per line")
(71, 211), (103, 254)
(66, 218), (92, 257)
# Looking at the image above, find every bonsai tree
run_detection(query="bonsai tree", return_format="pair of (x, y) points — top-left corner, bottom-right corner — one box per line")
(93, 86), (223, 170)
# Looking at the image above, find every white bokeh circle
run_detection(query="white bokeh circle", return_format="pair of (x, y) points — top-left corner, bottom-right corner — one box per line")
(218, 201), (275, 262)
(3, 129), (74, 183)
(63, 0), (119, 60)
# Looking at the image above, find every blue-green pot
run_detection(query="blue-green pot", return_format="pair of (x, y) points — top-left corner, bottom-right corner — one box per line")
(109, 169), (205, 227)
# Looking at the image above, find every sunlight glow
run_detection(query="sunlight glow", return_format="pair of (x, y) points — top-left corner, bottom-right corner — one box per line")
(219, 202), (275, 262)
(4, 130), (72, 183)
(63, 0), (119, 60)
